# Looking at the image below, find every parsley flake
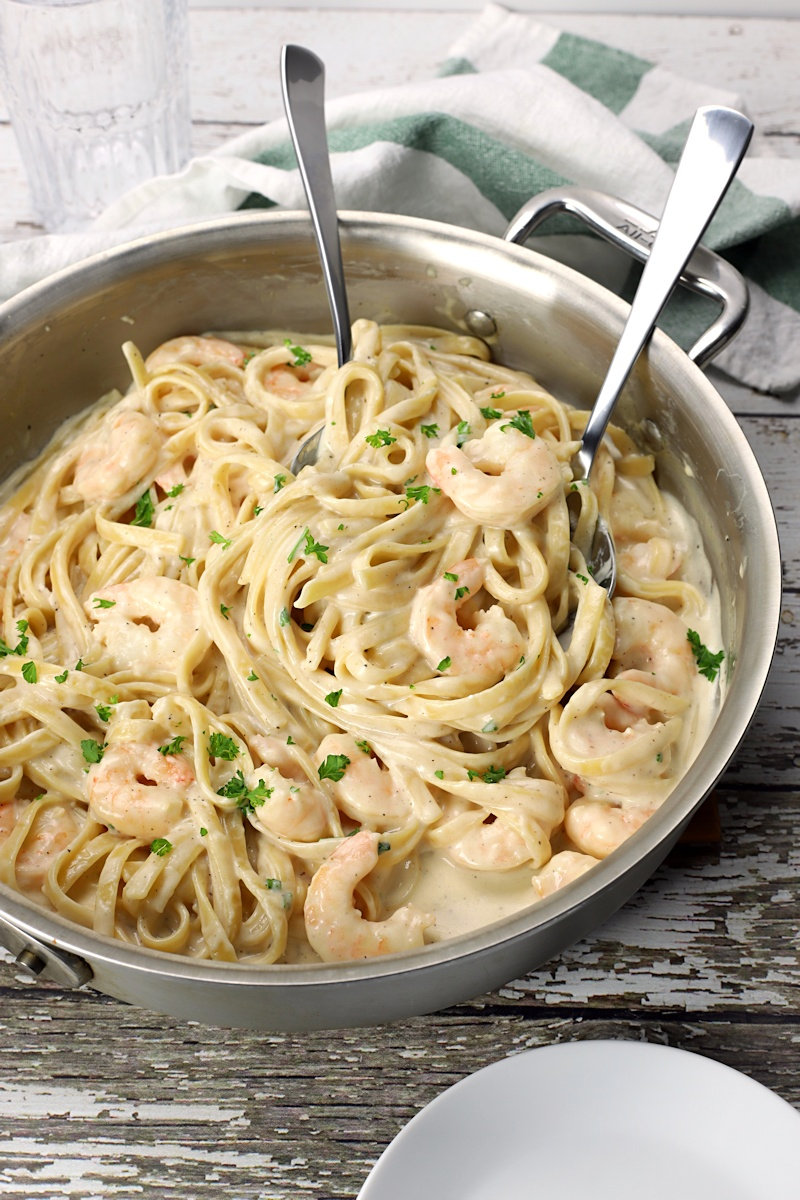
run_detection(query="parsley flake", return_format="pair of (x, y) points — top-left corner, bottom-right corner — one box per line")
(467, 764), (507, 784)
(324, 688), (343, 707)
(208, 732), (239, 761)
(420, 423), (439, 439)
(454, 585), (470, 601)
(209, 530), (232, 550)
(501, 409), (536, 439)
(273, 473), (286, 493)
(480, 405), (502, 420)
(54, 669), (69, 684)
(404, 483), (440, 506)
(158, 735), (186, 756)
(93, 597), (116, 609)
(437, 656), (452, 672)
(167, 484), (185, 498)
(131, 489), (155, 528)
(21, 661), (37, 684)
(443, 571), (458, 582)
(81, 738), (104, 765)
(179, 555), (195, 567)
(284, 338), (312, 367)
(365, 429), (397, 448)
(355, 739), (371, 755)
(279, 607), (290, 627)
(246, 669), (259, 682)
(220, 603), (231, 620)
(687, 630), (725, 681)
(150, 837), (172, 857)
(217, 769), (272, 813)
(318, 754), (350, 782)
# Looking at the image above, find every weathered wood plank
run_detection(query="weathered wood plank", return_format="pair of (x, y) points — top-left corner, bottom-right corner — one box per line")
(0, 1010), (797, 1198)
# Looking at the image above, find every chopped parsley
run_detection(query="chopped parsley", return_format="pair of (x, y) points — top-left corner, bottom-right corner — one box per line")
(246, 670), (259, 682)
(75, 658), (84, 671)
(279, 607), (290, 627)
(167, 484), (185, 498)
(455, 420), (471, 445)
(81, 738), (104, 765)
(54, 669), (69, 684)
(365, 428), (397, 449)
(480, 405), (502, 420)
(576, 573), (589, 584)
(93, 597), (116, 609)
(284, 338), (312, 366)
(443, 571), (458, 583)
(420, 423), (439, 439)
(324, 689), (343, 708)
(436, 656), (452, 672)
(95, 702), (114, 722)
(208, 732), (239, 761)
(253, 504), (263, 516)
(454, 585), (470, 601)
(131, 489), (155, 528)
(273, 473), (287, 492)
(179, 555), (195, 567)
(481, 720), (498, 733)
(264, 877), (282, 890)
(0, 619), (30, 658)
(287, 526), (328, 564)
(220, 603), (231, 620)
(216, 769), (272, 813)
(434, 769), (445, 780)
(200, 827), (208, 837)
(355, 739), (371, 755)
(377, 841), (391, 854)
(317, 753), (350, 782)
(490, 391), (505, 399)
(501, 409), (536, 439)
(404, 483), (440, 506)
(467, 764), (507, 784)
(687, 630), (725, 681)
(158, 735), (186, 756)
(150, 838), (172, 857)
(209, 529), (232, 550)
(21, 661), (37, 684)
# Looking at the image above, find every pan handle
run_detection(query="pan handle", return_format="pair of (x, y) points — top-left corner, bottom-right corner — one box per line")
(504, 185), (748, 369)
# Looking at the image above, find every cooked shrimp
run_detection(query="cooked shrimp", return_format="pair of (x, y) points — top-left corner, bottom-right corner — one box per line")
(87, 577), (211, 677)
(315, 733), (410, 829)
(444, 770), (565, 870)
(304, 829), (432, 962)
(0, 799), (80, 891)
(426, 422), (563, 526)
(565, 799), (656, 859)
(0, 511), (31, 586)
(447, 813), (534, 871)
(532, 849), (599, 899)
(73, 410), (163, 503)
(249, 767), (332, 842)
(618, 536), (681, 581)
(145, 335), (246, 371)
(611, 597), (694, 695)
(409, 557), (524, 679)
(263, 363), (318, 399)
(86, 741), (195, 840)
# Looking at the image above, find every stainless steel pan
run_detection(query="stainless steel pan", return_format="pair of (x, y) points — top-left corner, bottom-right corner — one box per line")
(0, 197), (780, 1029)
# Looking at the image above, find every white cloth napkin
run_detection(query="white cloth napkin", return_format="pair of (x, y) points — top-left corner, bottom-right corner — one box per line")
(2, 2), (799, 394)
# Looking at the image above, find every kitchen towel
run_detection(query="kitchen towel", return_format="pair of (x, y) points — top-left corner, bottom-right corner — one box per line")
(2, 2), (799, 393)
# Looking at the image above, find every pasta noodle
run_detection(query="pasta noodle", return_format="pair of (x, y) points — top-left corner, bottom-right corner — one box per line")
(0, 320), (723, 963)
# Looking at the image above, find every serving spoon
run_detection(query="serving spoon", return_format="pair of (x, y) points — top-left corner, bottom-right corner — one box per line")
(280, 43), (351, 473)
(570, 104), (753, 594)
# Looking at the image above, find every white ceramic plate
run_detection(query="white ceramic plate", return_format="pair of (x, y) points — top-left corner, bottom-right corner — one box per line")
(358, 1039), (800, 1200)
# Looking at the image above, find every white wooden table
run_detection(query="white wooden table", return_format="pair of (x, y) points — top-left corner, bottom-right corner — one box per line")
(1, 7), (798, 1198)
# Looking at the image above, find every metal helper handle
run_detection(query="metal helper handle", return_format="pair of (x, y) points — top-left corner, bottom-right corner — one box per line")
(505, 177), (750, 370)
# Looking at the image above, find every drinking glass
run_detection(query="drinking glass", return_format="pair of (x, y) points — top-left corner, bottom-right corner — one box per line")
(0, 0), (191, 231)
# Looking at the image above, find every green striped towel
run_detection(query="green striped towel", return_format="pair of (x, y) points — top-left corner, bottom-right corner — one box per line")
(4, 3), (799, 393)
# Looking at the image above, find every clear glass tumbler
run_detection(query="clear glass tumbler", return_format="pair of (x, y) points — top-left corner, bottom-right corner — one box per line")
(0, 0), (191, 231)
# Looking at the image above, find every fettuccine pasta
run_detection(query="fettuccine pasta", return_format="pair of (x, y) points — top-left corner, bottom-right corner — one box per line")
(0, 321), (723, 962)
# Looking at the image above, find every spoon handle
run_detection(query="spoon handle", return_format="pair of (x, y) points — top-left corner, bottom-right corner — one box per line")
(576, 105), (753, 480)
(280, 44), (352, 367)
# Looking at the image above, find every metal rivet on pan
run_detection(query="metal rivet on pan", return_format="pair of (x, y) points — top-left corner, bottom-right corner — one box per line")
(465, 310), (497, 338)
